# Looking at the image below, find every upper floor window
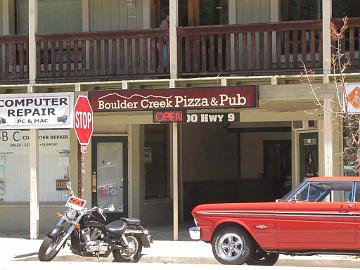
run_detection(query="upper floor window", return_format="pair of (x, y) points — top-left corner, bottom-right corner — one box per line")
(333, 0), (360, 18)
(281, 0), (321, 21)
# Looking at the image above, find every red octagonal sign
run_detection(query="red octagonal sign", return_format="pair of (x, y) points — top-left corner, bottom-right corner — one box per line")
(74, 95), (93, 145)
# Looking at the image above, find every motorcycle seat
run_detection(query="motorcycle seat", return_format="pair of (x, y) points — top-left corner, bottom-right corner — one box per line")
(120, 217), (140, 226)
(105, 220), (127, 235)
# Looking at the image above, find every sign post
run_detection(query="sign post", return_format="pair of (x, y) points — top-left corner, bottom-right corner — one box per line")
(74, 96), (93, 198)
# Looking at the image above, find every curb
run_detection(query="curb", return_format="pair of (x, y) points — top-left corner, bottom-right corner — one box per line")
(14, 254), (360, 268)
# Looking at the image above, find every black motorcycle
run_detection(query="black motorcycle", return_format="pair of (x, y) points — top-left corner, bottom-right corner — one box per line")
(38, 183), (152, 262)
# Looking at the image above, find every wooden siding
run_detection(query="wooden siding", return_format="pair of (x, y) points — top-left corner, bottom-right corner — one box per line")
(89, 0), (144, 31)
(16, 0), (82, 35)
(0, 35), (28, 81)
(236, 0), (271, 24)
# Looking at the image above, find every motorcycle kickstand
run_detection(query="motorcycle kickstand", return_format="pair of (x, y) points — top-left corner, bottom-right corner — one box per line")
(95, 252), (100, 262)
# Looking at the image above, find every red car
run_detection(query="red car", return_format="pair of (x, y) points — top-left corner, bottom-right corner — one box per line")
(189, 177), (360, 265)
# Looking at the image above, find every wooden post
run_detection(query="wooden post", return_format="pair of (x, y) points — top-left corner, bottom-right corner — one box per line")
(169, 0), (178, 79)
(28, 0), (39, 240)
(28, 85), (39, 240)
(324, 98), (333, 176)
(322, 0), (332, 75)
(29, 0), (37, 84)
(322, 1), (333, 176)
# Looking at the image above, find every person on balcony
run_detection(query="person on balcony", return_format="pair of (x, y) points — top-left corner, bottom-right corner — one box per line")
(158, 11), (169, 72)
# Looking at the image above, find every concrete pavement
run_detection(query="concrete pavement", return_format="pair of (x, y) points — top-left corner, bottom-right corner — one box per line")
(0, 235), (360, 268)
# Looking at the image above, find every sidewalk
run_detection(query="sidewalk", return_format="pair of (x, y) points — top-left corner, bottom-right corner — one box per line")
(1, 234), (360, 268)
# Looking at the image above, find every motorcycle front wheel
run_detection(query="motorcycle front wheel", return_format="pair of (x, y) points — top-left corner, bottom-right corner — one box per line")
(38, 235), (64, 261)
(113, 235), (142, 263)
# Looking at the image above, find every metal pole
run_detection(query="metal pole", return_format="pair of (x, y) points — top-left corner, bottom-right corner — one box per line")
(78, 145), (86, 198)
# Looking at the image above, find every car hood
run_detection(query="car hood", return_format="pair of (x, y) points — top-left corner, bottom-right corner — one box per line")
(192, 202), (276, 216)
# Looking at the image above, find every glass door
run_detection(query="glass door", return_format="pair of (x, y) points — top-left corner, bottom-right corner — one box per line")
(299, 132), (319, 181)
(92, 136), (128, 219)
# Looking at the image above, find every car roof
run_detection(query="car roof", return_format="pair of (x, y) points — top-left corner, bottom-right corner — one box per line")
(308, 176), (360, 181)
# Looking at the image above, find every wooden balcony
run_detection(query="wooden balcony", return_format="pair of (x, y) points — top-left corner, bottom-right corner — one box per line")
(35, 29), (169, 82)
(0, 35), (28, 82)
(1, 18), (360, 83)
(178, 20), (323, 76)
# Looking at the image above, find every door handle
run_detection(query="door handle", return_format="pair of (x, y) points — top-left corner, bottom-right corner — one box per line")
(92, 172), (97, 193)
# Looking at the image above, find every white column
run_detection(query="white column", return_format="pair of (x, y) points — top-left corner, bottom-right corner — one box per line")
(322, 1), (333, 176)
(29, 0), (38, 84)
(228, 0), (236, 24)
(322, 0), (332, 74)
(169, 0), (178, 79)
(172, 122), (179, 241)
(229, 0), (236, 70)
(2, 0), (10, 35)
(82, 0), (89, 32)
(28, 85), (39, 240)
(270, 0), (280, 63)
(169, 79), (179, 240)
(323, 99), (333, 176)
(143, 0), (151, 29)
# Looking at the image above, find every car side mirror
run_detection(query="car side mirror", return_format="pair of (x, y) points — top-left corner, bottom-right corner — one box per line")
(290, 197), (297, 204)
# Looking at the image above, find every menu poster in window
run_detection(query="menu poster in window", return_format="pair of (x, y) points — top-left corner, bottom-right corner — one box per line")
(144, 146), (152, 163)
(0, 180), (5, 201)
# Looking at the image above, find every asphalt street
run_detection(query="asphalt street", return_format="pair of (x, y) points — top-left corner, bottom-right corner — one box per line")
(0, 262), (359, 270)
(1, 236), (360, 269)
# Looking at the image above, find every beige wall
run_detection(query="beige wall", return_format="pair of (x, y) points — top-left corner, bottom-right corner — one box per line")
(240, 131), (291, 179)
(0, 204), (65, 233)
(182, 123), (239, 182)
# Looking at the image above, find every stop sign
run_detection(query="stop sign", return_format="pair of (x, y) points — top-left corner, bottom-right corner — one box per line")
(74, 95), (93, 145)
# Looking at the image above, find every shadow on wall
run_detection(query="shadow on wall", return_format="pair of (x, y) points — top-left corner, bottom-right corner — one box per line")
(183, 178), (276, 220)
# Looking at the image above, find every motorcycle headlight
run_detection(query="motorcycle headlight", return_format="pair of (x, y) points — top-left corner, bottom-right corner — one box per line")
(66, 209), (76, 220)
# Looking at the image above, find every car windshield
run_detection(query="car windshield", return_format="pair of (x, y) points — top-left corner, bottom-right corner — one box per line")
(278, 180), (308, 202)
(279, 180), (354, 202)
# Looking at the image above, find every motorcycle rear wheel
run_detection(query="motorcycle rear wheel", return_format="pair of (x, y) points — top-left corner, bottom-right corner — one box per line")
(38, 235), (63, 261)
(113, 235), (142, 263)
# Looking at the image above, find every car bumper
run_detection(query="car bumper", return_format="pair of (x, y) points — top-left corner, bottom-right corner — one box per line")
(189, 226), (200, 240)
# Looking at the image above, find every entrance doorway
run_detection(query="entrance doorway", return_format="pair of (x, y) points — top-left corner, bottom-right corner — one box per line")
(154, 0), (228, 27)
(299, 132), (319, 181)
(263, 140), (292, 201)
(91, 136), (128, 221)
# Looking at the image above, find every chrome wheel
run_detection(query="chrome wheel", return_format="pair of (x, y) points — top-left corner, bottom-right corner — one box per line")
(217, 233), (244, 261)
(113, 235), (142, 263)
(212, 227), (252, 265)
(120, 236), (138, 260)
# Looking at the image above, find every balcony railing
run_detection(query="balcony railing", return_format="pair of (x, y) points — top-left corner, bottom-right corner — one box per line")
(1, 18), (360, 83)
(177, 20), (323, 76)
(35, 29), (169, 81)
(0, 35), (28, 82)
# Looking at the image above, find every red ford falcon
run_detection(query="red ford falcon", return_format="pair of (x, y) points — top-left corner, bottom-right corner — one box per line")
(189, 177), (360, 265)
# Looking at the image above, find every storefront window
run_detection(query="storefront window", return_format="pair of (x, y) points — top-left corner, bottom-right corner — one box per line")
(333, 0), (360, 18)
(144, 125), (169, 200)
(0, 130), (70, 203)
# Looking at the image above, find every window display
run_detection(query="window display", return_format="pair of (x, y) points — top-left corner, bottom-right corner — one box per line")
(0, 129), (70, 203)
